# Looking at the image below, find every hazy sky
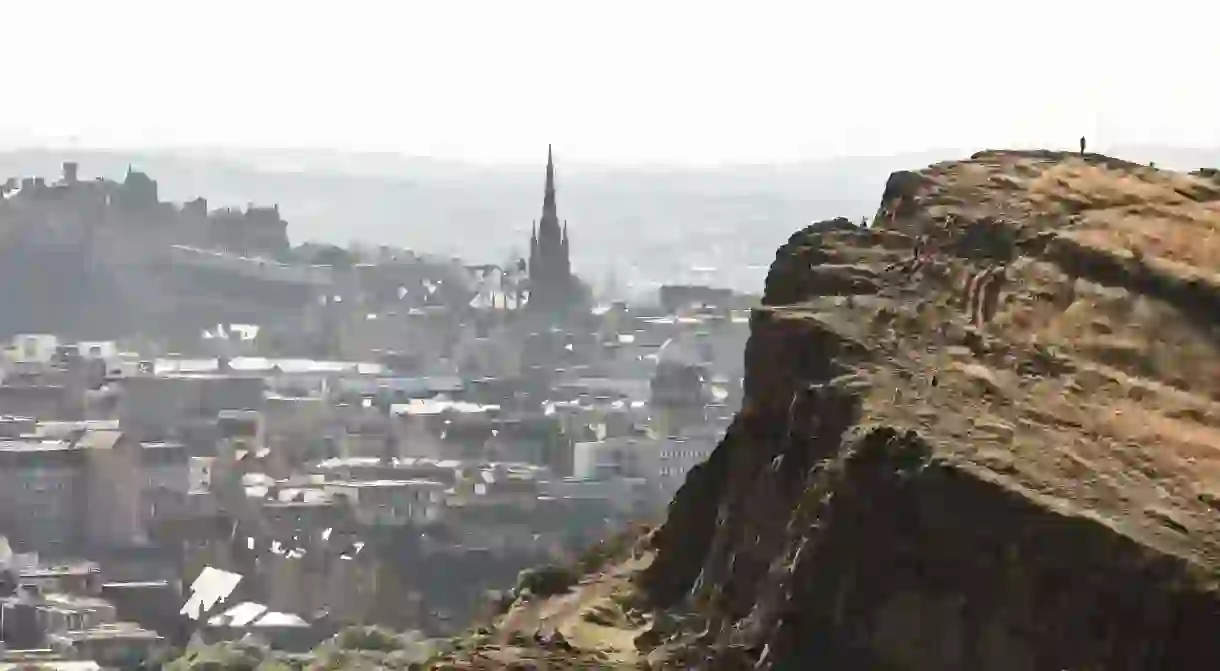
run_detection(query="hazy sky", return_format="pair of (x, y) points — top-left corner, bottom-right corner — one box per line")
(4, 0), (1218, 165)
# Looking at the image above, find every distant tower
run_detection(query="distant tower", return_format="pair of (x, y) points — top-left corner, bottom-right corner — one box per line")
(526, 145), (574, 315)
(62, 162), (79, 185)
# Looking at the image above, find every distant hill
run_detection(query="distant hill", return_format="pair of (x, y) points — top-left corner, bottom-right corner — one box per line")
(0, 145), (1214, 294)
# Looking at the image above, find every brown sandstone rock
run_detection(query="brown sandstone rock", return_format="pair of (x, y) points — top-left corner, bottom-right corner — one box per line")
(639, 150), (1220, 670)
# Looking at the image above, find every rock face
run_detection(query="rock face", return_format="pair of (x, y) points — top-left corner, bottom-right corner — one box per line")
(639, 150), (1220, 670)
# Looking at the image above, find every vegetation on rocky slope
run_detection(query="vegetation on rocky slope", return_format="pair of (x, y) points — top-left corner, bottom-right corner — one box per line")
(165, 627), (441, 671)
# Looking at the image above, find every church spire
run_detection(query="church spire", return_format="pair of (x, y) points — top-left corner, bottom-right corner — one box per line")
(542, 144), (557, 222)
(526, 145), (574, 316)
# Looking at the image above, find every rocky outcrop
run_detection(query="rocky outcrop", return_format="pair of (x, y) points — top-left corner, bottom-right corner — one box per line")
(639, 150), (1220, 670)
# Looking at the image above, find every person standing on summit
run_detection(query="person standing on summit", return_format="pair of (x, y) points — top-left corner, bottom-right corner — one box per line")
(1080, 136), (1087, 156)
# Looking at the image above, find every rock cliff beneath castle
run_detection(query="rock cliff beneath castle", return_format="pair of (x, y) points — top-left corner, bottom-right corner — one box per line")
(631, 150), (1220, 670)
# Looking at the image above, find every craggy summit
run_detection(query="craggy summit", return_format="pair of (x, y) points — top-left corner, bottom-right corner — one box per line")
(638, 149), (1220, 670)
(435, 150), (1220, 669)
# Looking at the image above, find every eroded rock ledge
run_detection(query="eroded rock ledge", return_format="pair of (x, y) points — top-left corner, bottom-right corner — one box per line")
(640, 150), (1220, 670)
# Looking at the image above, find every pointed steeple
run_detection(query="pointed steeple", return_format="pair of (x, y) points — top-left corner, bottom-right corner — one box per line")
(546, 145), (554, 187)
(526, 145), (574, 315)
(541, 144), (557, 223)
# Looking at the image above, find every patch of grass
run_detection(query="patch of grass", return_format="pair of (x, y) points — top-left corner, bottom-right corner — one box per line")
(575, 524), (651, 574)
(1030, 160), (1220, 277)
(164, 642), (270, 671)
(334, 626), (405, 653)
(516, 564), (580, 598)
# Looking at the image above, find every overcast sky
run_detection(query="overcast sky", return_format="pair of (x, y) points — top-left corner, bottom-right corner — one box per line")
(3, 0), (1218, 165)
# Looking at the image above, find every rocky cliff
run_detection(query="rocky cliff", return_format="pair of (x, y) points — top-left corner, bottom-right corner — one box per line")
(423, 150), (1220, 670)
(636, 150), (1220, 670)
